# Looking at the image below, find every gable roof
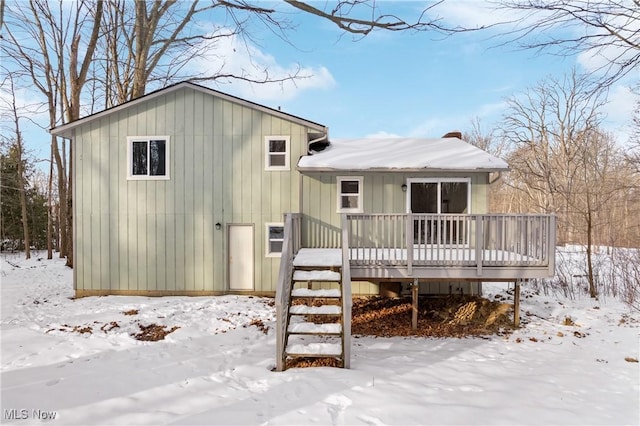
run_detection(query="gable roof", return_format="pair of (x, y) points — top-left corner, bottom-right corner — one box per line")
(297, 137), (509, 172)
(50, 82), (327, 139)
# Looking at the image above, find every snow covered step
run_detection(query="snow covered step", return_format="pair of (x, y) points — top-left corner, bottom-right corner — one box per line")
(286, 342), (343, 357)
(291, 288), (341, 298)
(293, 248), (342, 268)
(293, 270), (341, 282)
(289, 305), (342, 315)
(287, 322), (342, 335)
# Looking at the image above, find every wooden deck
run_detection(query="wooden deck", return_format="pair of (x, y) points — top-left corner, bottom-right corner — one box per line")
(295, 247), (553, 281)
(275, 213), (556, 370)
(293, 213), (556, 281)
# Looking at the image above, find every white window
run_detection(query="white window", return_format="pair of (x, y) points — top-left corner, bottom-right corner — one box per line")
(406, 178), (471, 214)
(127, 136), (170, 180)
(265, 223), (285, 257)
(337, 176), (363, 213)
(265, 136), (290, 170)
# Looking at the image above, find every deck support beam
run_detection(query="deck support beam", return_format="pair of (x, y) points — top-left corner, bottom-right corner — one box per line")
(513, 280), (521, 328)
(411, 279), (419, 330)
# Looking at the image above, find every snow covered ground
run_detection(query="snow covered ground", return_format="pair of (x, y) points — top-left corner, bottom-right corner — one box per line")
(1, 252), (638, 425)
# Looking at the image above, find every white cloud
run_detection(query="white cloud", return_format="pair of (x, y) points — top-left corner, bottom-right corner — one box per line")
(191, 32), (336, 102)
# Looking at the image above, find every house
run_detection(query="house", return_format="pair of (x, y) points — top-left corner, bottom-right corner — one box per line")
(51, 82), (556, 369)
(50, 82), (328, 297)
(275, 136), (556, 369)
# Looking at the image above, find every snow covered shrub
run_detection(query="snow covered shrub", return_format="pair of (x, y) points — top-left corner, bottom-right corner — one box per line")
(530, 245), (640, 310)
(612, 249), (640, 312)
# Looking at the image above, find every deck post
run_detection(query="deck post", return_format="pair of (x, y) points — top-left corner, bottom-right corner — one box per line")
(548, 215), (557, 276)
(411, 279), (419, 330)
(513, 280), (521, 328)
(475, 215), (483, 277)
(341, 214), (352, 369)
(406, 214), (413, 276)
(275, 213), (296, 372)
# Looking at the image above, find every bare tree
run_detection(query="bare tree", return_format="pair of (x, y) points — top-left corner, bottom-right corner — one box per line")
(570, 129), (623, 297)
(463, 119), (513, 213)
(98, 0), (296, 104)
(628, 89), (640, 170)
(498, 0), (640, 88)
(501, 70), (605, 223)
(2, 73), (31, 259)
(463, 117), (507, 156)
(499, 71), (628, 297)
(2, 0), (104, 267)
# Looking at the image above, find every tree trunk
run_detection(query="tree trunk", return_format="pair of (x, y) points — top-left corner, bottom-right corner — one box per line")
(586, 210), (597, 298)
(47, 144), (54, 259)
(7, 74), (31, 259)
(65, 145), (73, 268)
(16, 139), (31, 260)
(52, 136), (67, 259)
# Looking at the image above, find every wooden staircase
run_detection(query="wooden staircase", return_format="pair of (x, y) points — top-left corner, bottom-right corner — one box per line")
(275, 214), (352, 371)
(283, 266), (346, 367)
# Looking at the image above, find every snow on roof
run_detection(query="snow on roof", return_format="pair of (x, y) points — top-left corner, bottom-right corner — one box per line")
(297, 137), (509, 172)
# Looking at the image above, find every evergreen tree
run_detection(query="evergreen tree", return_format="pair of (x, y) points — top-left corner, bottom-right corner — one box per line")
(0, 143), (48, 251)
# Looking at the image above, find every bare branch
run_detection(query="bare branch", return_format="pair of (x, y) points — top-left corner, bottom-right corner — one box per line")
(282, 0), (484, 36)
(497, 0), (640, 88)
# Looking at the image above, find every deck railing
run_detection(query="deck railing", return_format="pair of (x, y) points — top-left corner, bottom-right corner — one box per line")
(275, 213), (300, 372)
(340, 214), (352, 368)
(345, 213), (556, 275)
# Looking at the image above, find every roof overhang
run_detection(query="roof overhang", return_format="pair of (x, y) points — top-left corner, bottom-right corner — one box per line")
(297, 166), (510, 173)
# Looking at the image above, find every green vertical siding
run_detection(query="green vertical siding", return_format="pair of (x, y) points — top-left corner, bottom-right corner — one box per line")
(300, 171), (489, 295)
(73, 86), (318, 294)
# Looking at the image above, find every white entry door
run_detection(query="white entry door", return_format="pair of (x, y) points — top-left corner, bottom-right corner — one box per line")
(228, 225), (254, 290)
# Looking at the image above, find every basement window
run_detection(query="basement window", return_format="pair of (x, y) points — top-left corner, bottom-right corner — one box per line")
(265, 136), (290, 170)
(266, 223), (285, 257)
(337, 176), (363, 213)
(127, 136), (170, 180)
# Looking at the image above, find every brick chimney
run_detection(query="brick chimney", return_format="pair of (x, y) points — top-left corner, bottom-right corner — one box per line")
(442, 131), (462, 139)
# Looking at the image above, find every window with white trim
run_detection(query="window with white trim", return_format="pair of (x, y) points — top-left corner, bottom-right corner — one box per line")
(406, 178), (471, 214)
(127, 136), (170, 180)
(265, 223), (285, 257)
(337, 176), (363, 213)
(265, 136), (290, 170)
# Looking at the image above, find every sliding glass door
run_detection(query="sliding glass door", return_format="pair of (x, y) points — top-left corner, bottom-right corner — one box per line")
(407, 178), (471, 244)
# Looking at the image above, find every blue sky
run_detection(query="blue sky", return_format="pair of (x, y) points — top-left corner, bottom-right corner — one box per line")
(7, 1), (638, 165)
(202, 1), (636, 144)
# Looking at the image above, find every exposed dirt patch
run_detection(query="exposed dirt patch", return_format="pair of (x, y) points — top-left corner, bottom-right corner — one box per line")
(122, 309), (139, 316)
(287, 357), (342, 369)
(46, 324), (93, 334)
(132, 324), (180, 341)
(285, 295), (514, 369)
(351, 295), (514, 338)
(246, 318), (269, 334)
(100, 321), (120, 332)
